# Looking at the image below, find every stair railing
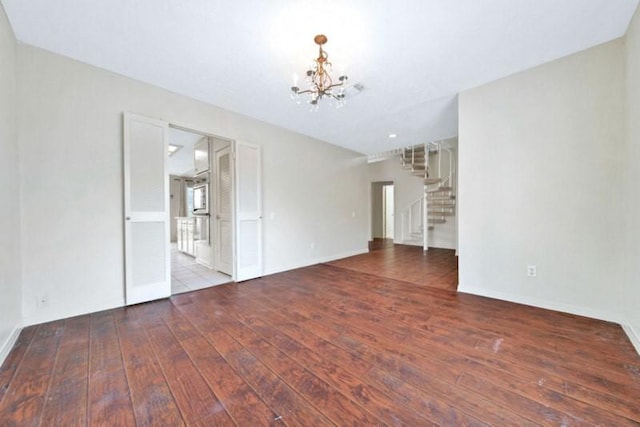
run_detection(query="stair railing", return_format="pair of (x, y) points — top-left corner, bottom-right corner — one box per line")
(425, 141), (455, 189)
(399, 196), (425, 244)
(423, 188), (429, 251)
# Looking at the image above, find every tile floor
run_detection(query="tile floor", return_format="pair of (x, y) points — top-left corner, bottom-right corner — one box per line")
(171, 244), (231, 295)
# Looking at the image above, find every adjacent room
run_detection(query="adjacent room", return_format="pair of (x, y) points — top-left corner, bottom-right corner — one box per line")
(167, 126), (232, 295)
(1, 0), (639, 425)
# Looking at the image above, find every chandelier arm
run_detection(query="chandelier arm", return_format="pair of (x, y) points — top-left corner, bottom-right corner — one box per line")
(325, 82), (345, 90)
(294, 88), (314, 95)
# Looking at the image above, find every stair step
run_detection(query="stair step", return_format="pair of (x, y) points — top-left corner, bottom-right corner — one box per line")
(425, 186), (453, 193)
(424, 178), (442, 185)
(427, 195), (456, 201)
(428, 218), (447, 224)
(412, 171), (427, 177)
(429, 202), (456, 207)
(428, 211), (455, 216)
(402, 156), (426, 162)
(402, 153), (426, 160)
(403, 161), (427, 168)
(403, 146), (426, 152)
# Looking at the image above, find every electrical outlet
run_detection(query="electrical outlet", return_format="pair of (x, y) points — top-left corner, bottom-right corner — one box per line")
(310, 242), (315, 249)
(527, 265), (537, 278)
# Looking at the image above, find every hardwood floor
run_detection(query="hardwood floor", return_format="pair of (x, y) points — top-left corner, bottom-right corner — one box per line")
(1, 245), (639, 426)
(330, 243), (458, 291)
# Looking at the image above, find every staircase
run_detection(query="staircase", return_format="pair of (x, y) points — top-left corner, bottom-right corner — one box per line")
(399, 142), (456, 250)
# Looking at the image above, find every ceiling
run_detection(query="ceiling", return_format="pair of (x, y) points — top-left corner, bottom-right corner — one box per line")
(168, 127), (203, 177)
(3, 0), (638, 155)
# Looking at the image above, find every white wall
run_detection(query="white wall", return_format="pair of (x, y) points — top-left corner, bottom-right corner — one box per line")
(0, 4), (22, 363)
(17, 44), (368, 326)
(458, 39), (628, 323)
(622, 6), (640, 351)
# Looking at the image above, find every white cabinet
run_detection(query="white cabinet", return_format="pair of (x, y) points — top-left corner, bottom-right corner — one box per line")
(194, 138), (210, 175)
(176, 217), (196, 256)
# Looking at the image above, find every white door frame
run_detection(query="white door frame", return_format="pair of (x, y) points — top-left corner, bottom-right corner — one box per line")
(125, 116), (263, 289)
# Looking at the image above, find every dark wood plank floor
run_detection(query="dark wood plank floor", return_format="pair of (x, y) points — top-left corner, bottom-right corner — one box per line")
(329, 243), (459, 291)
(1, 245), (639, 426)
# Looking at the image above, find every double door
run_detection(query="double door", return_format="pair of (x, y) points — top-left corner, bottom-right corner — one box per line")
(123, 113), (263, 305)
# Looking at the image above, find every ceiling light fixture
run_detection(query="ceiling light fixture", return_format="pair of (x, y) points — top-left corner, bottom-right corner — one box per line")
(168, 144), (183, 156)
(291, 34), (348, 110)
(388, 133), (397, 139)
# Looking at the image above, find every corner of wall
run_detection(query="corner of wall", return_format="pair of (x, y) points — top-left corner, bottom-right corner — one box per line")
(460, 282), (640, 356)
(0, 324), (22, 367)
(621, 323), (640, 355)
(0, 0), (24, 367)
(457, 283), (623, 324)
(622, 3), (640, 357)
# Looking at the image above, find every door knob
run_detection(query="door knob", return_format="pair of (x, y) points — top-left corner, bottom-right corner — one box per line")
(125, 216), (131, 221)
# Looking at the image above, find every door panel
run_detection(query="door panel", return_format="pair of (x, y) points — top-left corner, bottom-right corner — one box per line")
(219, 219), (233, 272)
(215, 146), (233, 275)
(235, 141), (262, 281)
(123, 113), (171, 305)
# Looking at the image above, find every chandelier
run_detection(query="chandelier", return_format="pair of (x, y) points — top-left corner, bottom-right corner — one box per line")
(290, 34), (348, 109)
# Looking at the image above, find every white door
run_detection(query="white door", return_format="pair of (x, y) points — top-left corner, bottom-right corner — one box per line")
(235, 141), (262, 281)
(123, 113), (171, 305)
(169, 177), (183, 242)
(215, 146), (233, 275)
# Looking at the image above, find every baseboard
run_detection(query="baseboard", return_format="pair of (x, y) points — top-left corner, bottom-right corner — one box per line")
(621, 323), (640, 355)
(22, 296), (124, 328)
(263, 248), (369, 277)
(195, 258), (213, 269)
(0, 324), (22, 367)
(458, 284), (640, 356)
(399, 240), (422, 247)
(314, 248), (370, 264)
(458, 284), (621, 323)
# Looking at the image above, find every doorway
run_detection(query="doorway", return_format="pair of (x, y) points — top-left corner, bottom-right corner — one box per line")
(167, 126), (232, 295)
(123, 113), (263, 305)
(371, 181), (395, 243)
(383, 184), (394, 239)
